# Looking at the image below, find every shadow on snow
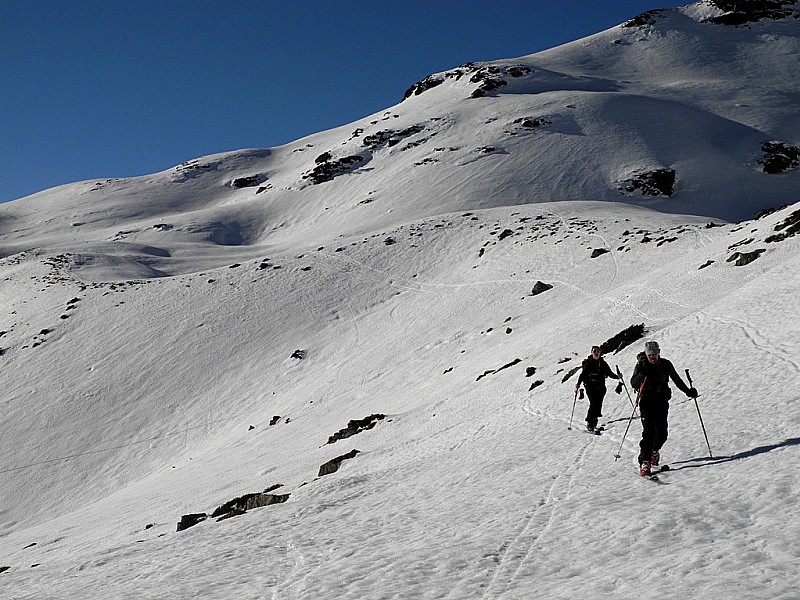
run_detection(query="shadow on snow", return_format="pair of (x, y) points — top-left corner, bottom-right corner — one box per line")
(671, 437), (800, 470)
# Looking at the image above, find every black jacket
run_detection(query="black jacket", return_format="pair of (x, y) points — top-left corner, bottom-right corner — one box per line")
(630, 352), (691, 403)
(578, 356), (619, 390)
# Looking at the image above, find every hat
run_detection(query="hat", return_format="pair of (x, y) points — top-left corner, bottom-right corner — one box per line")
(644, 341), (660, 356)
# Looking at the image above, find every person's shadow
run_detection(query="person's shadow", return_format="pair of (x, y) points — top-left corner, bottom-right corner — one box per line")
(671, 437), (800, 470)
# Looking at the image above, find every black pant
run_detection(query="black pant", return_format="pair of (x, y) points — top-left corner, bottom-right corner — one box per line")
(585, 386), (606, 426)
(639, 400), (669, 464)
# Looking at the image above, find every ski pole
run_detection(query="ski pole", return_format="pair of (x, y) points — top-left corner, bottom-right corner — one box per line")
(614, 376), (646, 460)
(568, 386), (580, 430)
(686, 369), (713, 458)
(616, 365), (635, 409)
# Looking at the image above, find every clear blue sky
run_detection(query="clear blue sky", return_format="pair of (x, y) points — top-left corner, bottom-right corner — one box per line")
(1, 0), (685, 204)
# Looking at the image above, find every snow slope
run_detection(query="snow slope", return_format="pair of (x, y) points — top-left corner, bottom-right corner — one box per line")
(1, 2), (800, 598)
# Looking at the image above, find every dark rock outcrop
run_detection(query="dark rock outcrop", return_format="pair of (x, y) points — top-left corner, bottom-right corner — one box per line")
(476, 358), (523, 381)
(708, 1), (798, 24)
(319, 449), (360, 476)
(530, 281), (553, 296)
(212, 491), (290, 521)
(759, 142), (800, 174)
(232, 175), (266, 188)
(727, 249), (766, 266)
(327, 414), (386, 444)
(528, 380), (544, 391)
(623, 9), (668, 27)
(513, 116), (551, 130)
(599, 324), (645, 355)
(362, 125), (425, 151)
(618, 169), (676, 197)
(402, 63), (531, 102)
(303, 155), (367, 185)
(765, 208), (800, 242)
(177, 513), (208, 532)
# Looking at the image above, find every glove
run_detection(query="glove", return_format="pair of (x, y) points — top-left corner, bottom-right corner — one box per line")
(615, 382), (623, 394)
(687, 387), (698, 398)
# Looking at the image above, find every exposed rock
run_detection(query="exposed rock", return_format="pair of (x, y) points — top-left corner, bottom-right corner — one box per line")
(599, 324), (645, 355)
(319, 449), (360, 476)
(623, 9), (668, 27)
(0, 566), (10, 574)
(403, 74), (446, 100)
(303, 155), (367, 185)
(513, 116), (551, 130)
(291, 349), (306, 360)
(591, 248), (610, 258)
(471, 76), (507, 98)
(327, 414), (386, 444)
(403, 63), (531, 102)
(469, 65), (533, 98)
(232, 175), (266, 188)
(765, 208), (800, 242)
(727, 249), (766, 266)
(561, 364), (582, 383)
(505, 65), (533, 78)
(270, 415), (281, 426)
(754, 204), (788, 219)
(618, 169), (676, 197)
(708, 1), (798, 24)
(528, 380), (544, 391)
(402, 63), (480, 101)
(476, 358), (523, 381)
(759, 142), (800, 174)
(362, 126), (425, 151)
(177, 513), (208, 532)
(212, 491), (290, 521)
(530, 281), (553, 296)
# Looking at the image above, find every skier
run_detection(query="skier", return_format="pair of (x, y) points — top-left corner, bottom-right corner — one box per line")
(575, 345), (621, 432)
(630, 340), (698, 476)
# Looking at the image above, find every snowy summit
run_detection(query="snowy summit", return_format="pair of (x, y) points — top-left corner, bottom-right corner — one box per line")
(1, 2), (799, 598)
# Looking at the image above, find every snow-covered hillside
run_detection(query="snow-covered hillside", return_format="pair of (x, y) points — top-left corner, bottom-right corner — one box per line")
(1, 2), (799, 598)
(2, 0), (799, 280)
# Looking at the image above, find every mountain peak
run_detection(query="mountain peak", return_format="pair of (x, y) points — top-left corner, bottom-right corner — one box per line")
(2, 0), (798, 276)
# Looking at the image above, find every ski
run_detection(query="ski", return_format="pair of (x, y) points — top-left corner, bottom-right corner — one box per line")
(640, 464), (669, 482)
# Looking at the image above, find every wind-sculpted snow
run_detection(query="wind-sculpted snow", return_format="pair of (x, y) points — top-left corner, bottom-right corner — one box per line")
(1, 199), (800, 597)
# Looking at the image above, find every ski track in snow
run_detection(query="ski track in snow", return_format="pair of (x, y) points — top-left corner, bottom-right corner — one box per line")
(481, 439), (595, 600)
(710, 314), (800, 376)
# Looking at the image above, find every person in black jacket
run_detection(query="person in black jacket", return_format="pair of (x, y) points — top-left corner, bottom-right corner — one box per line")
(576, 345), (621, 432)
(630, 340), (698, 476)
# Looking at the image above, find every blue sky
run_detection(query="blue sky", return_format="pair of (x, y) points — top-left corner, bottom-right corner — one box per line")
(1, 0), (686, 204)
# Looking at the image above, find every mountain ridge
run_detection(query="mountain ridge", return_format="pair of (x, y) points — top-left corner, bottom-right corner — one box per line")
(1, 1), (798, 281)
